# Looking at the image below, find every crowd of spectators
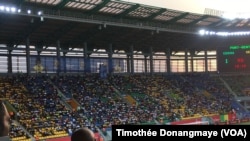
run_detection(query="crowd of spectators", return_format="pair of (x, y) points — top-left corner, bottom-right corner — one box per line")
(221, 74), (250, 96)
(0, 72), (247, 140)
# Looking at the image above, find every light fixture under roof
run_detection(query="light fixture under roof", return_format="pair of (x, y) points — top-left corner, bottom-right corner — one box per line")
(27, 9), (31, 14)
(199, 29), (250, 36)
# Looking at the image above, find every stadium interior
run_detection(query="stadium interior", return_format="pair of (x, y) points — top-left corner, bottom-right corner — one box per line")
(0, 0), (250, 141)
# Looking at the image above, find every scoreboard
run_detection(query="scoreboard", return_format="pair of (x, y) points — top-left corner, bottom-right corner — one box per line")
(217, 45), (250, 72)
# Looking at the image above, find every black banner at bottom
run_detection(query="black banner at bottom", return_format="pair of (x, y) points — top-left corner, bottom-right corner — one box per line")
(112, 125), (250, 140)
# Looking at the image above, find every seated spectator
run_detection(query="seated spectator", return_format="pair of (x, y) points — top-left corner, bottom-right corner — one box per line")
(71, 127), (95, 141)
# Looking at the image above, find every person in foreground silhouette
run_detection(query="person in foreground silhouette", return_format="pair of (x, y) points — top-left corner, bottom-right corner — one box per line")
(71, 127), (96, 141)
(0, 100), (11, 141)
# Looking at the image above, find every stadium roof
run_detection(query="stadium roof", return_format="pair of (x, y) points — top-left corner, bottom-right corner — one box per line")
(122, 0), (250, 15)
(1, 0), (250, 53)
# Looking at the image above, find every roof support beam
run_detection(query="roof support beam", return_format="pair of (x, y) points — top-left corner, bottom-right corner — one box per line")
(242, 20), (250, 27)
(54, 0), (71, 10)
(230, 19), (244, 27)
(146, 8), (166, 20)
(87, 0), (111, 14)
(117, 4), (140, 17)
(166, 12), (189, 23)
(188, 15), (209, 25)
(208, 19), (224, 28)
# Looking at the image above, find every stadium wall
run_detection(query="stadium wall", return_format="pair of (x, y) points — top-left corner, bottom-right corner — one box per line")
(46, 133), (102, 141)
(169, 112), (237, 125)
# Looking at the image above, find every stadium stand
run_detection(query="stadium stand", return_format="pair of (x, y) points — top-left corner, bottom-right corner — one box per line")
(0, 0), (250, 141)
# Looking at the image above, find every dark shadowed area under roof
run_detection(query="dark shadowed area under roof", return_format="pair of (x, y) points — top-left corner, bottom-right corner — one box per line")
(0, 0), (250, 53)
